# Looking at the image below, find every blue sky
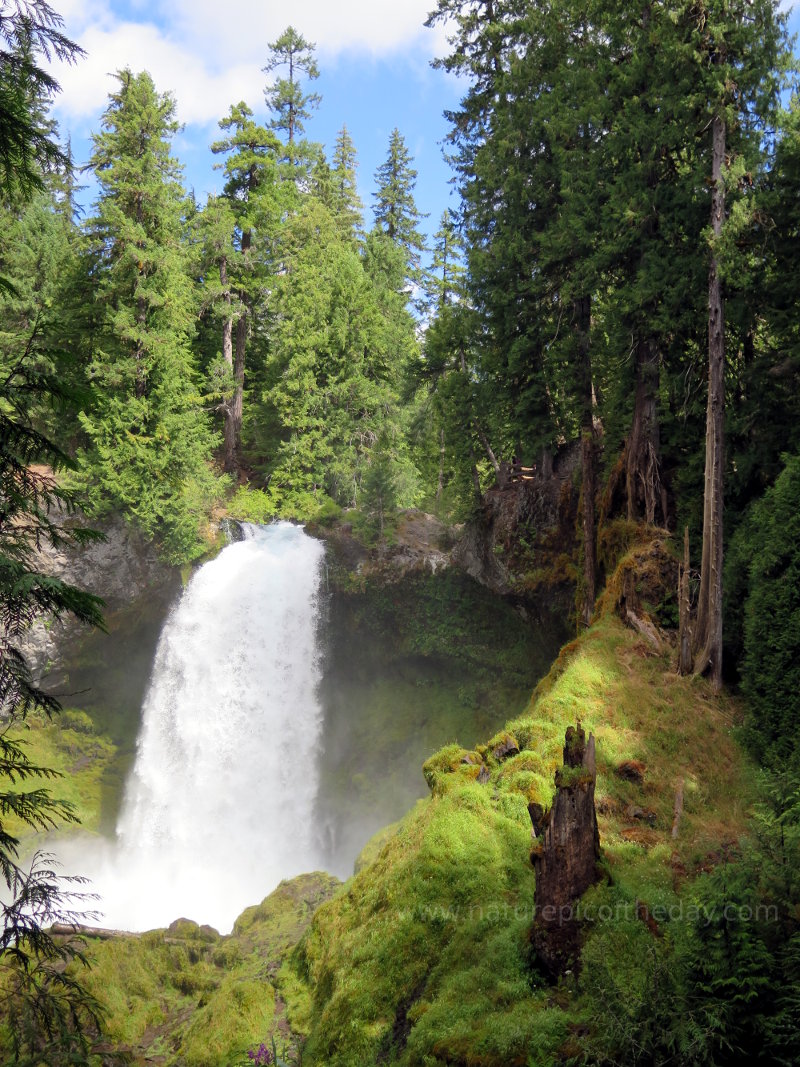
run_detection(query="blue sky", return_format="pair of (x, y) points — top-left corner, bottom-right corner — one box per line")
(49, 0), (463, 240)
(49, 0), (799, 248)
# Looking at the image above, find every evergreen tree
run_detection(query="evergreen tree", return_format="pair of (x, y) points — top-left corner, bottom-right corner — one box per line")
(428, 209), (465, 311)
(211, 102), (283, 474)
(0, 6), (112, 1061)
(372, 127), (427, 292)
(260, 202), (415, 508)
(330, 125), (363, 245)
(77, 69), (218, 562)
(195, 192), (242, 471)
(0, 0), (84, 201)
(262, 26), (320, 152)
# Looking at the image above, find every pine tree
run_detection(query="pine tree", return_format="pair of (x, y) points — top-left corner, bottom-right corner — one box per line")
(372, 127), (427, 292)
(260, 201), (415, 508)
(428, 210), (465, 311)
(688, 0), (790, 688)
(0, 0), (84, 201)
(195, 192), (242, 472)
(77, 69), (218, 562)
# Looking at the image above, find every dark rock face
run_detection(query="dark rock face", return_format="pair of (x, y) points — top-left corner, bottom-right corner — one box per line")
(530, 722), (601, 978)
(451, 442), (580, 599)
(19, 510), (179, 684)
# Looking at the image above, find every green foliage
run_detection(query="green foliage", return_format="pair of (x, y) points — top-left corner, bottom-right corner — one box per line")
(75, 70), (221, 563)
(0, 0), (84, 201)
(736, 453), (800, 762)
(262, 25), (321, 149)
(226, 484), (341, 525)
(258, 201), (416, 508)
(372, 127), (427, 293)
(0, 163), (108, 1064)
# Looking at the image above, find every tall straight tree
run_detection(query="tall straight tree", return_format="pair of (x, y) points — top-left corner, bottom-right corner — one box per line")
(689, 0), (789, 688)
(196, 192), (241, 472)
(331, 125), (363, 245)
(78, 69), (217, 562)
(372, 128), (427, 292)
(211, 103), (283, 474)
(263, 26), (320, 150)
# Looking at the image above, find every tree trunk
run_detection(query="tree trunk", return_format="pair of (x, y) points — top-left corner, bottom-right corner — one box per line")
(436, 428), (445, 504)
(694, 111), (726, 691)
(626, 335), (665, 526)
(460, 348), (500, 477)
(134, 295), (147, 399)
(678, 525), (693, 675)
(574, 295), (596, 628)
(530, 722), (600, 978)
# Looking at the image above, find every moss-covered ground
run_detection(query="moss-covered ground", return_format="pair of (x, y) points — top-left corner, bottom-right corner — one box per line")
(74, 590), (754, 1066)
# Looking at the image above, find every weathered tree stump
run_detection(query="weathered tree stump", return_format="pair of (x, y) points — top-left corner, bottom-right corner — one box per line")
(530, 721), (601, 978)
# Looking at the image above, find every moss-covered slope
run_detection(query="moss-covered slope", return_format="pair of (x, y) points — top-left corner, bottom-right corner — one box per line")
(287, 612), (752, 1066)
(74, 873), (340, 1066)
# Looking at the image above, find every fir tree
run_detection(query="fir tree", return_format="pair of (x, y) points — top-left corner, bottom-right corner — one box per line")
(77, 69), (218, 562)
(330, 125), (363, 245)
(211, 102), (283, 473)
(0, 6), (111, 1061)
(372, 127), (427, 292)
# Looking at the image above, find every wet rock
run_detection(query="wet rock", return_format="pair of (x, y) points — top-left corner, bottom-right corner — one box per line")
(477, 765), (491, 785)
(219, 517), (245, 543)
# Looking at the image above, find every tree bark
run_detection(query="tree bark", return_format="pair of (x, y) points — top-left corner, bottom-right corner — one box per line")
(678, 525), (693, 675)
(530, 722), (600, 978)
(694, 111), (726, 691)
(574, 295), (596, 628)
(436, 428), (445, 504)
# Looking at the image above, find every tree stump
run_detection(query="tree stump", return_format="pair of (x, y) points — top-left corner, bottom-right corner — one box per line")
(530, 722), (601, 977)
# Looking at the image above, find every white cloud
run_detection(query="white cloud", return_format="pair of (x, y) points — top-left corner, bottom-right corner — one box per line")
(53, 22), (264, 126)
(166, 0), (445, 63)
(50, 0), (449, 125)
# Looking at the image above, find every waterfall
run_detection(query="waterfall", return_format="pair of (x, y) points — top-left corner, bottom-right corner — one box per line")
(81, 522), (326, 933)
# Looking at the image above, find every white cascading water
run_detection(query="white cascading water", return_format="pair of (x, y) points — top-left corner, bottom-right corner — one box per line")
(77, 521), (326, 934)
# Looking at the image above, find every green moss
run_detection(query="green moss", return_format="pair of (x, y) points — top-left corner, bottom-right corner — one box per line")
(78, 871), (340, 1066)
(284, 613), (754, 1065)
(4, 710), (120, 841)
